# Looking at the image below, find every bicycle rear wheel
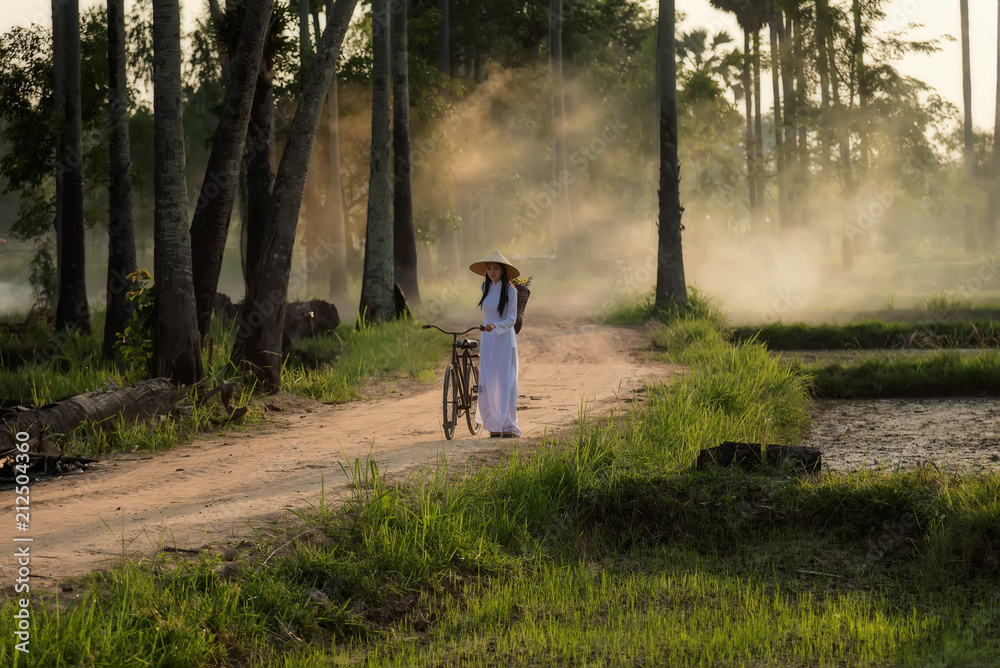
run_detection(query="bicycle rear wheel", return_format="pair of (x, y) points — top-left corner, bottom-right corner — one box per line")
(442, 365), (459, 439)
(465, 362), (481, 435)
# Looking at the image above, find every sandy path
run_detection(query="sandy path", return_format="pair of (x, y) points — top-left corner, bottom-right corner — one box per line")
(2, 322), (678, 588)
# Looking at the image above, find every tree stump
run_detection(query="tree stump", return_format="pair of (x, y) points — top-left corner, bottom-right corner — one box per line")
(696, 441), (822, 473)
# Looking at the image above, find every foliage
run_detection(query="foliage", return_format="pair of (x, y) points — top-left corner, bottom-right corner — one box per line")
(116, 269), (155, 379)
(732, 320), (1000, 350)
(27, 240), (57, 308)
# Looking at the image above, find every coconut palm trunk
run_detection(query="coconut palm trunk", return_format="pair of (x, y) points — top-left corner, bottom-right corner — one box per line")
(325, 0), (349, 306)
(392, 0), (420, 306)
(359, 0), (395, 324)
(989, 1), (1000, 253)
(152, 0), (203, 385)
(550, 0), (573, 263)
(961, 0), (976, 253)
(103, 0), (138, 360)
(233, 0), (360, 390)
(52, 0), (90, 332)
(654, 0), (687, 308)
(190, 0), (275, 340)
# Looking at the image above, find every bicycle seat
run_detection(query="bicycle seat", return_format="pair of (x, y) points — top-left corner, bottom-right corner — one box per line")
(457, 338), (479, 350)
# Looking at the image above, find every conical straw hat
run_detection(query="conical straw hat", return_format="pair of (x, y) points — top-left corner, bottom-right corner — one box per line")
(469, 250), (520, 279)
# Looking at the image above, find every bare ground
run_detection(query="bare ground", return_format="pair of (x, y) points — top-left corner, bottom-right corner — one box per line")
(1, 321), (680, 590)
(807, 398), (1000, 473)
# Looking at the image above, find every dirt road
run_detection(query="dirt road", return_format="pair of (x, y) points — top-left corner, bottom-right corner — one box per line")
(2, 322), (678, 588)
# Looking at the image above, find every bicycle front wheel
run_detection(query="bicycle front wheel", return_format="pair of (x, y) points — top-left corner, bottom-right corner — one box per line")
(465, 362), (481, 435)
(442, 365), (459, 439)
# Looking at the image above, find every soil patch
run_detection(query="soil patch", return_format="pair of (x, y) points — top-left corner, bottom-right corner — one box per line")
(806, 398), (1000, 473)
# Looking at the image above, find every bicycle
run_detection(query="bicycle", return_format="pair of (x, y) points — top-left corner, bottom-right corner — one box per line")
(422, 324), (484, 439)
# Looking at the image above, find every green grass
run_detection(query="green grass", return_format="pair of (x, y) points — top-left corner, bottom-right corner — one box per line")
(0, 313), (446, 457)
(793, 349), (1000, 399)
(731, 320), (1000, 350)
(5, 310), (1000, 666)
(280, 317), (449, 403)
(599, 287), (725, 329)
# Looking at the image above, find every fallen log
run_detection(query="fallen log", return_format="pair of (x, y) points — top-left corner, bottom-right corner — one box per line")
(696, 441), (822, 473)
(0, 377), (180, 451)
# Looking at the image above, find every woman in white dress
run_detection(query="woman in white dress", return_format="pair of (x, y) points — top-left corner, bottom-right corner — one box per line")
(469, 250), (521, 438)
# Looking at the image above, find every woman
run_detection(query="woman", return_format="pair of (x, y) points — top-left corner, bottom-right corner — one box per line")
(470, 250), (521, 438)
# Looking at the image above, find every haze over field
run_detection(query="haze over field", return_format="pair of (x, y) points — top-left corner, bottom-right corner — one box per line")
(1, 0), (999, 327)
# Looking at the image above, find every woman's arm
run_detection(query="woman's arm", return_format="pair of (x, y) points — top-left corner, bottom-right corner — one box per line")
(487, 283), (519, 333)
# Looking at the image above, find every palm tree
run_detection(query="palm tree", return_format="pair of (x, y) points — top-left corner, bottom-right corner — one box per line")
(655, 0), (687, 308)
(233, 0), (359, 390)
(103, 0), (138, 360)
(550, 0), (573, 263)
(325, 0), (349, 306)
(961, 0), (976, 252)
(708, 0), (770, 228)
(359, 0), (395, 324)
(152, 0), (202, 385)
(190, 0), (276, 340)
(392, 0), (420, 306)
(52, 0), (90, 332)
(988, 0), (1000, 252)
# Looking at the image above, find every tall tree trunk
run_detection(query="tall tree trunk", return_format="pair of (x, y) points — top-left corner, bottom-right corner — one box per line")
(359, 0), (394, 324)
(831, 32), (855, 269)
(753, 29), (765, 227)
(190, 0), (275, 340)
(769, 11), (788, 231)
(436, 0), (460, 279)
(104, 0), (138, 360)
(152, 0), (203, 386)
(392, 0), (420, 306)
(853, 0), (868, 170)
(793, 15), (808, 229)
(780, 13), (797, 229)
(816, 0), (832, 171)
(743, 29), (757, 221)
(300, 0), (322, 294)
(233, 0), (360, 390)
(242, 63), (276, 300)
(961, 0), (976, 253)
(52, 0), (90, 332)
(989, 0), (1000, 253)
(655, 0), (687, 307)
(324, 0), (349, 306)
(549, 0), (573, 263)
(326, 0), (348, 308)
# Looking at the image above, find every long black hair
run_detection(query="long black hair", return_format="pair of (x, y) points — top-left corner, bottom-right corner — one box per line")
(478, 264), (510, 316)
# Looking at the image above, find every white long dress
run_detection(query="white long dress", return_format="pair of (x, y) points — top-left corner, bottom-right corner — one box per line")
(475, 280), (520, 436)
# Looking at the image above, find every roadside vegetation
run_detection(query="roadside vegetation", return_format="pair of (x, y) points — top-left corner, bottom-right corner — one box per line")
(4, 299), (1000, 666)
(0, 309), (448, 458)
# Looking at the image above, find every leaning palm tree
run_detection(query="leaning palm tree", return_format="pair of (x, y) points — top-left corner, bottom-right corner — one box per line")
(189, 0), (276, 340)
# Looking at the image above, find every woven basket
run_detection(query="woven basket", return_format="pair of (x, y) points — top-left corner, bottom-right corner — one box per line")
(514, 284), (530, 334)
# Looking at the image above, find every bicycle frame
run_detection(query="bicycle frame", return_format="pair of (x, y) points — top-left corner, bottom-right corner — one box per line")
(423, 324), (484, 439)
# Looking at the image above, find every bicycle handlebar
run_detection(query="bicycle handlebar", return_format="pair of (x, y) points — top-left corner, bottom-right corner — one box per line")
(422, 324), (484, 336)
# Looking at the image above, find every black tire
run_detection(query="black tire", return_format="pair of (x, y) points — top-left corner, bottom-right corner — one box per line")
(465, 361), (481, 435)
(442, 365), (458, 440)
